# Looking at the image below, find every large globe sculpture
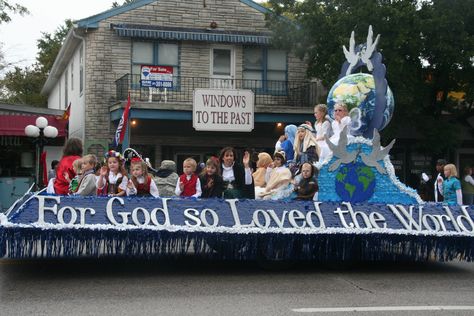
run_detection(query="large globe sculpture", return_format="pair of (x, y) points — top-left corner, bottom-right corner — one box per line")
(335, 162), (376, 202)
(327, 73), (395, 136)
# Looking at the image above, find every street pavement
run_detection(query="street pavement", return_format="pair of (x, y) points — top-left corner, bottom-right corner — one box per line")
(1, 258), (474, 316)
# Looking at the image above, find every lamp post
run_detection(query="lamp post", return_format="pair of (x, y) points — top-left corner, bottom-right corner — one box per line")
(24, 116), (58, 189)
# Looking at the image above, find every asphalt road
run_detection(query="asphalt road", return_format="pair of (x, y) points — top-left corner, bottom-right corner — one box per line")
(1, 258), (474, 316)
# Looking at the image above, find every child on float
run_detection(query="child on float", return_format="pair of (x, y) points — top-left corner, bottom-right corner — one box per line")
(96, 150), (128, 197)
(63, 158), (83, 194)
(75, 154), (98, 196)
(218, 147), (255, 199)
(329, 102), (351, 145)
(199, 157), (224, 198)
(462, 166), (474, 205)
(293, 162), (319, 201)
(275, 124), (297, 163)
(310, 104), (332, 161)
(443, 164), (463, 206)
(258, 151), (294, 200)
(293, 123), (320, 173)
(126, 157), (159, 197)
(253, 152), (273, 197)
(175, 157), (202, 198)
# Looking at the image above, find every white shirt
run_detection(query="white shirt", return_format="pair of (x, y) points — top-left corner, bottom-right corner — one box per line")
(222, 163), (252, 185)
(96, 172), (128, 191)
(434, 173), (444, 202)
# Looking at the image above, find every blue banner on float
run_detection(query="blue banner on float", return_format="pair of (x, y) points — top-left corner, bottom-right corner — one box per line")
(3, 195), (474, 236)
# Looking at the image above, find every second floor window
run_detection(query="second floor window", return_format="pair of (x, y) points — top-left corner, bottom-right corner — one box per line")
(132, 41), (179, 87)
(243, 47), (287, 94)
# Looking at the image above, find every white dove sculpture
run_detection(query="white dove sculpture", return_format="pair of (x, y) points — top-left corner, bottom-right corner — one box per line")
(325, 126), (359, 171)
(360, 25), (380, 71)
(360, 129), (395, 174)
(343, 31), (359, 75)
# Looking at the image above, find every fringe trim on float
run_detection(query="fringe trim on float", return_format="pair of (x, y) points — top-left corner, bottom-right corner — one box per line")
(1, 226), (474, 262)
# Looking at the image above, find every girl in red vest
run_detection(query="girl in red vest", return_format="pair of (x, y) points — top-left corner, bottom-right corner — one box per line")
(175, 157), (202, 197)
(96, 150), (128, 197)
(126, 157), (159, 197)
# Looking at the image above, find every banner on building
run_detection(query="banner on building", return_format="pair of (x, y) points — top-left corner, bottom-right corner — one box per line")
(193, 89), (254, 132)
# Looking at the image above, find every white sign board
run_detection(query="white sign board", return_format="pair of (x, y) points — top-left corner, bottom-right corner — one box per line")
(193, 89), (254, 132)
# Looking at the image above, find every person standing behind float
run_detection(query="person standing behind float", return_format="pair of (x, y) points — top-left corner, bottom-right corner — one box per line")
(329, 102), (351, 145)
(434, 159), (446, 202)
(462, 166), (474, 205)
(199, 157), (224, 198)
(127, 157), (160, 197)
(275, 124), (297, 163)
(175, 158), (202, 198)
(313, 104), (332, 160)
(96, 150), (128, 197)
(75, 154), (98, 196)
(154, 160), (179, 197)
(54, 138), (83, 195)
(443, 163), (463, 206)
(293, 124), (320, 172)
(219, 147), (255, 199)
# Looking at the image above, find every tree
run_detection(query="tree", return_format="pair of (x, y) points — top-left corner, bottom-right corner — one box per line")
(266, 0), (474, 155)
(0, 20), (72, 106)
(112, 0), (137, 8)
(0, 0), (28, 24)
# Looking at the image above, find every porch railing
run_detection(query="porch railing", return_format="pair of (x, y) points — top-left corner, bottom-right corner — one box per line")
(115, 74), (320, 107)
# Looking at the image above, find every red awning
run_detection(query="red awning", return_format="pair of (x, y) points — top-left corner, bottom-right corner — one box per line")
(0, 114), (67, 137)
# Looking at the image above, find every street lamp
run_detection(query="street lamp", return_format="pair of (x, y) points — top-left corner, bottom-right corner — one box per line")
(25, 116), (58, 189)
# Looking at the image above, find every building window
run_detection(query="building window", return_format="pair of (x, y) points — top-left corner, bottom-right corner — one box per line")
(132, 41), (179, 88)
(64, 69), (68, 107)
(79, 45), (84, 94)
(243, 47), (287, 94)
(71, 61), (74, 91)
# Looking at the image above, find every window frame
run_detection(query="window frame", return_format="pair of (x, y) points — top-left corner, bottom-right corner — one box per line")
(243, 46), (288, 96)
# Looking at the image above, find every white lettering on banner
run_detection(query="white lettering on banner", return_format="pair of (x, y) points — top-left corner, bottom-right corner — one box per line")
(32, 196), (474, 234)
(193, 89), (254, 132)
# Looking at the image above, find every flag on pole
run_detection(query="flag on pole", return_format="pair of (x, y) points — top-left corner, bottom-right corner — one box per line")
(62, 102), (71, 120)
(113, 92), (131, 148)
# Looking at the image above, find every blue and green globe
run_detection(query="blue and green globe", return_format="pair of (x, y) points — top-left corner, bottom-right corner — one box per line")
(327, 73), (395, 136)
(335, 162), (376, 202)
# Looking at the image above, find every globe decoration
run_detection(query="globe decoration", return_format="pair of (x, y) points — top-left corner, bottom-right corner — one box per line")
(327, 73), (395, 137)
(335, 161), (376, 202)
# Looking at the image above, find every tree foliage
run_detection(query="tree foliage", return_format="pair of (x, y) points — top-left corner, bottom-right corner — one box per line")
(0, 20), (72, 107)
(0, 0), (28, 24)
(266, 0), (474, 154)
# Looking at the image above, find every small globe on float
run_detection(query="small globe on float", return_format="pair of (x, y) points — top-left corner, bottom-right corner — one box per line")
(327, 73), (395, 136)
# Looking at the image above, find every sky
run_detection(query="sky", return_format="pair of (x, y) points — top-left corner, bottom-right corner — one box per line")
(0, 0), (123, 72)
(0, 0), (266, 73)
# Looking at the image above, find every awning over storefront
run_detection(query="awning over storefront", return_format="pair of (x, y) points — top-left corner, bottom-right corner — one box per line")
(0, 114), (68, 137)
(111, 23), (271, 45)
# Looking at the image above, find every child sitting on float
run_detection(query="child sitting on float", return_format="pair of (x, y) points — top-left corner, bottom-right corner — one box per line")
(252, 152), (273, 188)
(96, 150), (128, 197)
(126, 157), (160, 197)
(175, 157), (202, 198)
(199, 157), (224, 198)
(293, 124), (320, 173)
(329, 102), (351, 145)
(293, 162), (319, 201)
(258, 151), (294, 200)
(218, 147), (255, 199)
(275, 124), (297, 163)
(75, 154), (98, 196)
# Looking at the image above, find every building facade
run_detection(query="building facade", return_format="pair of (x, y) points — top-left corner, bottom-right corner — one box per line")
(42, 0), (320, 171)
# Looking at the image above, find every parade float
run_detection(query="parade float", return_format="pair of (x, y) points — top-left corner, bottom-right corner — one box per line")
(1, 27), (473, 262)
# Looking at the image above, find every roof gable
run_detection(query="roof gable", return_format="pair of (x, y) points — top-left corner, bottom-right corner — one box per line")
(75, 0), (271, 29)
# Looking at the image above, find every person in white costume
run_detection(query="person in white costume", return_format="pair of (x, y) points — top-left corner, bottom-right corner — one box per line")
(329, 102), (352, 145)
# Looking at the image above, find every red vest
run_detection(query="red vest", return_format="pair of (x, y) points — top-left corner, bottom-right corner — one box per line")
(180, 174), (198, 197)
(133, 176), (152, 196)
